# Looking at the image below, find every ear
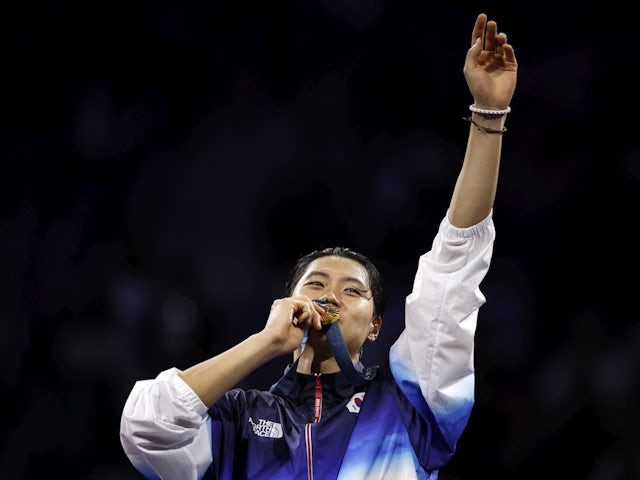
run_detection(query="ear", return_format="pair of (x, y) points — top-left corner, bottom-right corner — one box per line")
(367, 315), (382, 342)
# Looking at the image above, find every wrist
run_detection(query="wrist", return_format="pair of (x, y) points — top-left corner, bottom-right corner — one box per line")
(471, 111), (506, 126)
(463, 112), (507, 135)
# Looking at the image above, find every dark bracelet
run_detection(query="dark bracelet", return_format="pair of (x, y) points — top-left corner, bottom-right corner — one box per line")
(462, 116), (507, 134)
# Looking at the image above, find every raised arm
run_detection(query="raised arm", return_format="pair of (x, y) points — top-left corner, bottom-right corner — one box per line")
(448, 13), (517, 228)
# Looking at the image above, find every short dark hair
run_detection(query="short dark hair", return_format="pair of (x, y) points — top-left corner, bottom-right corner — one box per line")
(284, 247), (385, 317)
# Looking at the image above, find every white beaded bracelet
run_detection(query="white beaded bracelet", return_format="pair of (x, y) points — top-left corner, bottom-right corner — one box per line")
(469, 104), (511, 118)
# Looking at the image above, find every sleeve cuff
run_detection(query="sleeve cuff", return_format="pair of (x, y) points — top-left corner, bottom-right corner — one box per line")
(160, 367), (210, 417)
(442, 209), (493, 239)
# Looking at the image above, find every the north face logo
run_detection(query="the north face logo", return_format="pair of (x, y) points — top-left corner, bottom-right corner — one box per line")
(248, 417), (283, 438)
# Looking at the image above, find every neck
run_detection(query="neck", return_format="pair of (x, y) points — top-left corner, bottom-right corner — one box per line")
(295, 345), (341, 374)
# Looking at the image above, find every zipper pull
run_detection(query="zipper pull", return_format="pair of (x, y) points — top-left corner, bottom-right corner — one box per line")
(314, 375), (322, 423)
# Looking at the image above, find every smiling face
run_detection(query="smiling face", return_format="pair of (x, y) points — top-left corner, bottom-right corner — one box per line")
(292, 255), (381, 365)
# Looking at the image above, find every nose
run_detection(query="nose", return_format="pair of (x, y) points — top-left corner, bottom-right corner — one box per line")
(315, 291), (339, 305)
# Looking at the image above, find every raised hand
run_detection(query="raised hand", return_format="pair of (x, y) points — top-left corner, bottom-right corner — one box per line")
(464, 13), (517, 109)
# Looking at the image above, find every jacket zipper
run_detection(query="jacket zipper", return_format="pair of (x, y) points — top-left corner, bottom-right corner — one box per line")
(313, 374), (322, 423)
(305, 374), (322, 480)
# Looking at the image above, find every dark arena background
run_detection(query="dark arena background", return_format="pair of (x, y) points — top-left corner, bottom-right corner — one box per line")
(3, 1), (639, 479)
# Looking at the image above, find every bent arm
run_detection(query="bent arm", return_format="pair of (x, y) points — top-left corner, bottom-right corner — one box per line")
(119, 297), (324, 478)
(179, 331), (279, 407)
(179, 296), (323, 407)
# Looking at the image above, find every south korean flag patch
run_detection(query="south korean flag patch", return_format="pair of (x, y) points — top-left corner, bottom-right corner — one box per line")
(346, 392), (365, 413)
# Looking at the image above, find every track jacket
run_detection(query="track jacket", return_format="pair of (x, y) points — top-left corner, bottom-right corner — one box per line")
(120, 212), (495, 479)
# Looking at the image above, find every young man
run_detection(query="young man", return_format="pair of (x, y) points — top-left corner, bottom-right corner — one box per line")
(120, 12), (517, 479)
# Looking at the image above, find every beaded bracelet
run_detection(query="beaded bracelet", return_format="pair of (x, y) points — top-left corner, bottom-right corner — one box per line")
(462, 116), (507, 134)
(469, 104), (511, 119)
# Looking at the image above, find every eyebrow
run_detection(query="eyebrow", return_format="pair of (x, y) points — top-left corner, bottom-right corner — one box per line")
(304, 271), (370, 291)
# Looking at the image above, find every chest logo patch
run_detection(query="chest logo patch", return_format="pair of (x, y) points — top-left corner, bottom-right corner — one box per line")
(346, 391), (365, 413)
(249, 417), (283, 438)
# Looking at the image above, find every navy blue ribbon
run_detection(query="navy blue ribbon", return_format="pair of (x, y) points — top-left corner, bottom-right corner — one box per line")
(270, 323), (378, 396)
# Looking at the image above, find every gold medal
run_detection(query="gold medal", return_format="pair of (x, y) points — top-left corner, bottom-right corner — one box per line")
(313, 298), (340, 325)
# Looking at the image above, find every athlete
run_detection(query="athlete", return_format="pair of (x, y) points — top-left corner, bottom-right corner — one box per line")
(120, 12), (518, 479)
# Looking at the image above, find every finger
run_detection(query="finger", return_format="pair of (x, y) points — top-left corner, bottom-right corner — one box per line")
(494, 33), (505, 56)
(502, 43), (517, 65)
(296, 302), (323, 330)
(471, 13), (487, 47)
(484, 20), (498, 51)
(291, 303), (311, 326)
(292, 300), (322, 327)
(308, 308), (325, 330)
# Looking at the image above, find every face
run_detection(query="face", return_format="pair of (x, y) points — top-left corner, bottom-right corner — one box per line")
(292, 255), (380, 358)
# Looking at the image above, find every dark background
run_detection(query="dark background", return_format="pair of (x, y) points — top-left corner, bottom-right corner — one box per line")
(3, 1), (639, 479)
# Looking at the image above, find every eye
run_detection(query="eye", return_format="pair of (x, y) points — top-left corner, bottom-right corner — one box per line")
(344, 287), (363, 296)
(304, 281), (324, 288)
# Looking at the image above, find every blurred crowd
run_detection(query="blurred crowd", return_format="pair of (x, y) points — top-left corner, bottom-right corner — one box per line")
(2, 2), (639, 479)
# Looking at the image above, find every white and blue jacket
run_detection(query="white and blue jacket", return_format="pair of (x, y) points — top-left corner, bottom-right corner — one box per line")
(120, 213), (495, 479)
